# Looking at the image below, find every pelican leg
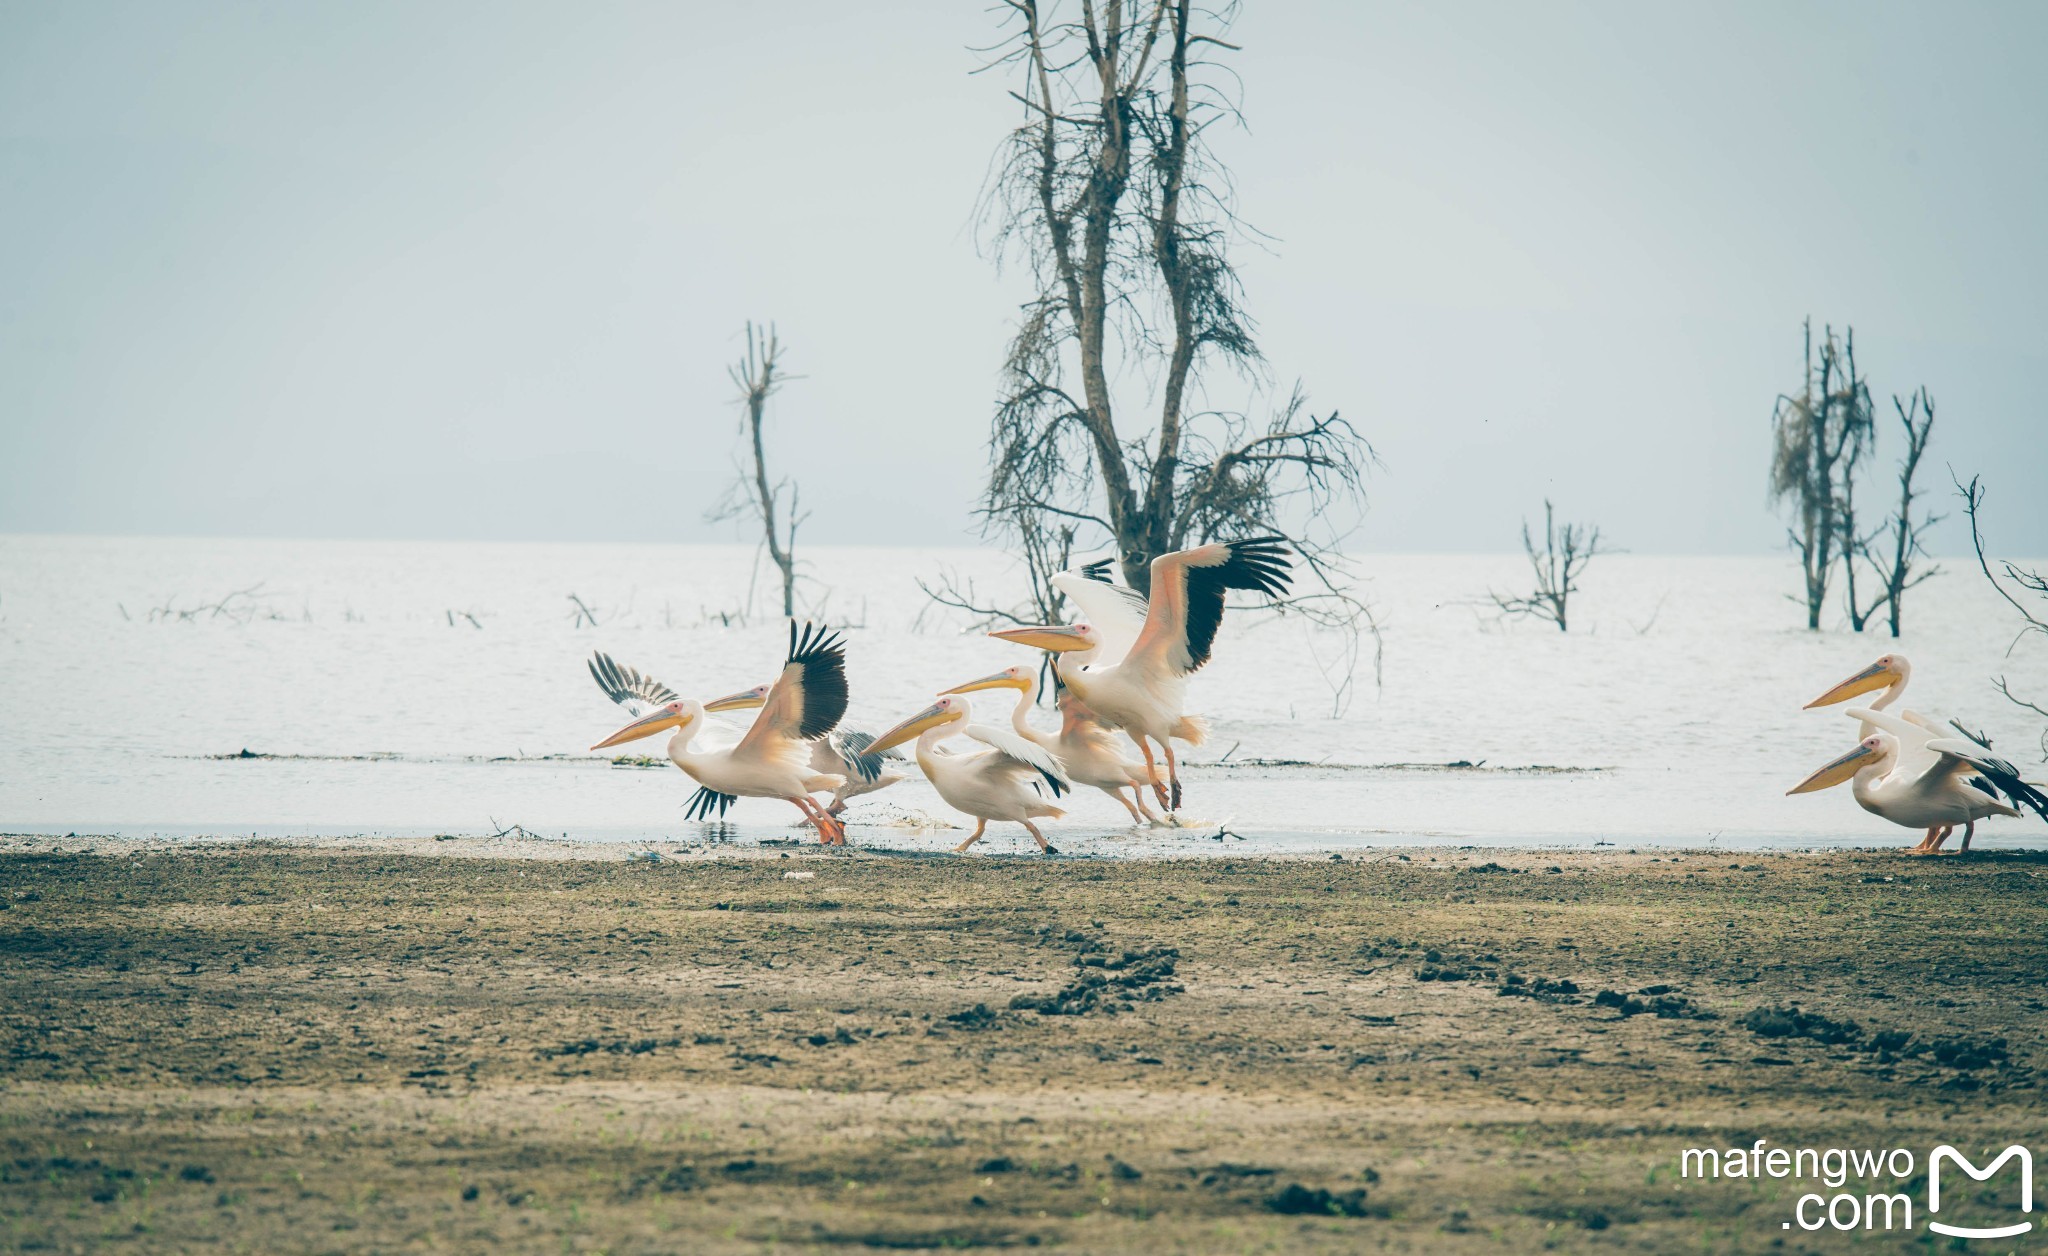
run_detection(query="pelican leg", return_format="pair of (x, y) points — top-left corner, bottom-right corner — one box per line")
(1129, 785), (1163, 823)
(953, 819), (987, 854)
(1162, 741), (1183, 812)
(1928, 824), (1954, 853)
(1101, 785), (1145, 825)
(1021, 820), (1056, 855)
(793, 795), (844, 845)
(1136, 738), (1171, 811)
(1958, 820), (1977, 854)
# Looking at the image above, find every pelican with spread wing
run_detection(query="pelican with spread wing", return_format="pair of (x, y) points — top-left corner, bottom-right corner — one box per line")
(992, 537), (1291, 810)
(587, 622), (854, 843)
(700, 680), (908, 817)
(864, 693), (1071, 854)
(1799, 655), (2048, 848)
(940, 663), (1162, 825)
(1788, 717), (2047, 852)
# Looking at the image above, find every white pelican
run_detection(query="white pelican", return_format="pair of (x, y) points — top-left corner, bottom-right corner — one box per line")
(992, 536), (1291, 810)
(940, 664), (1163, 825)
(1804, 654), (1951, 741)
(587, 622), (853, 844)
(1802, 655), (2048, 834)
(864, 694), (1071, 854)
(1788, 720), (2043, 853)
(700, 680), (908, 817)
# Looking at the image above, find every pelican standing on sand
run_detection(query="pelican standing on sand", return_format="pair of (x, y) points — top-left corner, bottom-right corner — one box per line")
(940, 663), (1163, 825)
(587, 622), (854, 843)
(1801, 655), (2048, 849)
(1787, 719), (2046, 853)
(993, 537), (1291, 811)
(864, 693), (1071, 854)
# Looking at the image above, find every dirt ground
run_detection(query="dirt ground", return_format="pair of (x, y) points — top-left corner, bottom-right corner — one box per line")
(2, 842), (2044, 1253)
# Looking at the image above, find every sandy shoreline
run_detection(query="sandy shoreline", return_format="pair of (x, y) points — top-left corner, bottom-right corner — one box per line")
(4, 845), (2043, 1251)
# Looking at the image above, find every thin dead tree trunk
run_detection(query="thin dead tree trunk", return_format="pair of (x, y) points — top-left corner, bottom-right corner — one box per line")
(714, 322), (802, 618)
(1873, 388), (1941, 637)
(1769, 320), (1873, 630)
(976, 0), (1370, 613)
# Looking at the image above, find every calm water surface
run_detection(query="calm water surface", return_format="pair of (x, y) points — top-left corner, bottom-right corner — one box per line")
(2, 536), (2044, 854)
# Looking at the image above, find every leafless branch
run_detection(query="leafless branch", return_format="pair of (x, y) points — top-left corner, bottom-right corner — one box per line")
(1489, 500), (1610, 633)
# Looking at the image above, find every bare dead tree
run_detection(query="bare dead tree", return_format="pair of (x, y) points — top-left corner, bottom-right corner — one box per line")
(1769, 320), (1874, 629)
(1848, 388), (1942, 636)
(708, 322), (805, 618)
(1490, 500), (1608, 632)
(1958, 473), (2048, 759)
(964, 0), (1376, 633)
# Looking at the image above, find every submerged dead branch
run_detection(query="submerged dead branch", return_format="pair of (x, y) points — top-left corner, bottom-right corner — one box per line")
(1958, 472), (2048, 760)
(1490, 501), (1608, 633)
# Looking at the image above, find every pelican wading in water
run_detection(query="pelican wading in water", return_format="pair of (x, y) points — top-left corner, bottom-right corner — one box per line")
(587, 622), (854, 843)
(864, 693), (1071, 854)
(940, 663), (1164, 825)
(993, 537), (1292, 811)
(1788, 719), (2047, 853)
(699, 680), (907, 818)
(1800, 655), (2048, 849)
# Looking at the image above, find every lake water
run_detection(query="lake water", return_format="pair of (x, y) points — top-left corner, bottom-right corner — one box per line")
(2, 535), (2044, 854)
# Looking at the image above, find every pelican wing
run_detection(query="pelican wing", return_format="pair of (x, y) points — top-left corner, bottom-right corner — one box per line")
(588, 651), (681, 718)
(1924, 738), (2048, 822)
(737, 621), (850, 757)
(683, 787), (738, 821)
(1051, 565), (1148, 665)
(1844, 706), (1945, 782)
(1129, 537), (1292, 676)
(964, 722), (1070, 797)
(829, 726), (901, 784)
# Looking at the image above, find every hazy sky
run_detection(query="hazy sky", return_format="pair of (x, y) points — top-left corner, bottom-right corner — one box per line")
(3, 1), (2043, 553)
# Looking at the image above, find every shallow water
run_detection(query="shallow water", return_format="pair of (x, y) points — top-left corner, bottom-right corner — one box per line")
(2, 535), (2044, 853)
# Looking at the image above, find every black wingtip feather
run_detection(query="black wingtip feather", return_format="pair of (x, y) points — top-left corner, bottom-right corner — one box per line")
(683, 787), (737, 821)
(1181, 537), (1294, 671)
(1079, 557), (1117, 584)
(785, 619), (851, 741)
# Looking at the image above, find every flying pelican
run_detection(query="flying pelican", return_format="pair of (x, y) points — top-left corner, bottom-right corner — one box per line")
(699, 680), (908, 818)
(940, 663), (1163, 825)
(992, 536), (1291, 810)
(1787, 718), (2046, 853)
(587, 622), (853, 843)
(864, 693), (1071, 854)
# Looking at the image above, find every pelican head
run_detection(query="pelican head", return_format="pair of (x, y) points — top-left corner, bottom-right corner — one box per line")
(704, 683), (771, 712)
(989, 622), (1099, 654)
(1805, 655), (1908, 709)
(1787, 733), (1894, 795)
(941, 665), (1034, 696)
(591, 698), (703, 750)
(866, 694), (970, 755)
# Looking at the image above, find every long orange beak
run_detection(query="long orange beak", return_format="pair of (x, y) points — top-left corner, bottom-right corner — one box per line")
(705, 684), (770, 713)
(941, 670), (1032, 696)
(591, 709), (684, 751)
(1787, 743), (1879, 794)
(990, 624), (1092, 653)
(866, 702), (957, 755)
(1804, 661), (1898, 710)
